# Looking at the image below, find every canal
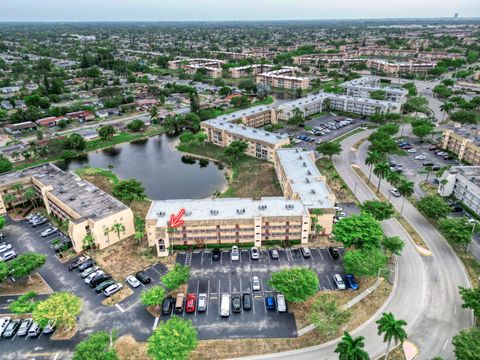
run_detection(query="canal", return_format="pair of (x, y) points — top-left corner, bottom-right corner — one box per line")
(57, 133), (227, 200)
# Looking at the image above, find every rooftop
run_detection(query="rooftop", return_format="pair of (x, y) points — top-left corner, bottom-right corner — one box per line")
(276, 148), (335, 209)
(341, 76), (408, 95)
(451, 166), (480, 188)
(147, 197), (307, 227)
(0, 163), (128, 221)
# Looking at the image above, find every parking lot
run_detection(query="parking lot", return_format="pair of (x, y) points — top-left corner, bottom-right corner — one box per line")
(169, 246), (345, 339)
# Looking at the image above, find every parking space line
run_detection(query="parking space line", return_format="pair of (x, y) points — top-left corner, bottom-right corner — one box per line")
(149, 265), (162, 275)
(326, 276), (334, 290)
(152, 317), (159, 330)
(115, 303), (125, 313)
(317, 248), (323, 261)
(206, 279), (210, 316)
(195, 280), (199, 317)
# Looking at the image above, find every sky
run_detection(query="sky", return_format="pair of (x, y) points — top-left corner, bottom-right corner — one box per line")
(0, 0), (479, 22)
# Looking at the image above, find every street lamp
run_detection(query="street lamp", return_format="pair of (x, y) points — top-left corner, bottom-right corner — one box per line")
(467, 221), (477, 253)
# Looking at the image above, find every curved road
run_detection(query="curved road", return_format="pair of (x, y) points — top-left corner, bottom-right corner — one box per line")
(244, 130), (472, 360)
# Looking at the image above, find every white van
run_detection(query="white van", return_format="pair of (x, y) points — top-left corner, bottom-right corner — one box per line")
(27, 322), (40, 337)
(0, 317), (11, 336)
(276, 294), (287, 313)
(220, 293), (231, 317)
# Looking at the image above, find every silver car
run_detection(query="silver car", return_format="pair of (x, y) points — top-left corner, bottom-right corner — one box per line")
(231, 246), (240, 261)
(126, 275), (141, 288)
(17, 318), (32, 336)
(197, 293), (207, 312)
(84, 270), (104, 284)
(252, 276), (261, 292)
(333, 274), (346, 290)
(81, 266), (100, 279)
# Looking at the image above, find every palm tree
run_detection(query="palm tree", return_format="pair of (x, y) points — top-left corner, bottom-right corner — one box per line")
(386, 171), (402, 188)
(440, 102), (455, 121)
(24, 187), (38, 209)
(82, 234), (95, 255)
(4, 194), (16, 213)
(376, 312), (408, 360)
(425, 166), (433, 183)
(365, 151), (383, 184)
(397, 180), (414, 215)
(103, 227), (111, 244)
(111, 223), (126, 241)
(373, 162), (390, 194)
(335, 331), (370, 360)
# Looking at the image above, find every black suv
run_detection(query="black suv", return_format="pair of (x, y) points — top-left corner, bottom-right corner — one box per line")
(69, 257), (91, 271)
(135, 271), (151, 284)
(231, 294), (242, 313)
(162, 296), (174, 315)
(242, 292), (252, 311)
(90, 273), (111, 288)
(328, 247), (340, 259)
(212, 248), (221, 261)
(78, 259), (96, 272)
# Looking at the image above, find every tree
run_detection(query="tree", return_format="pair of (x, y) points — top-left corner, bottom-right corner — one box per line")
(310, 294), (351, 336)
(439, 218), (473, 246)
(111, 223), (126, 241)
(161, 264), (190, 290)
(9, 291), (39, 314)
(32, 292), (82, 330)
(148, 317), (198, 360)
(218, 86), (232, 97)
(64, 133), (86, 151)
(179, 131), (196, 145)
(0, 216), (4, 231)
(98, 125), (116, 141)
(316, 142), (342, 159)
(365, 151), (383, 184)
(4, 193), (16, 213)
(82, 234), (95, 253)
(112, 179), (146, 205)
(417, 195), (450, 221)
(24, 187), (38, 208)
(73, 331), (119, 360)
(141, 286), (166, 309)
(269, 267), (318, 302)
(360, 201), (394, 221)
(0, 156), (13, 173)
(412, 122), (434, 141)
(370, 90), (387, 100)
(127, 119), (146, 132)
(335, 332), (370, 360)
(373, 162), (390, 193)
(343, 248), (388, 277)
(397, 180), (414, 215)
(9, 252), (47, 280)
(189, 91), (200, 114)
(333, 213), (384, 250)
(452, 328), (480, 360)
(450, 110), (477, 124)
(382, 236), (405, 256)
(376, 312), (408, 360)
(223, 140), (248, 161)
(0, 262), (8, 282)
(458, 287), (480, 317)
(57, 120), (67, 129)
(440, 102), (455, 121)
(385, 170), (402, 188)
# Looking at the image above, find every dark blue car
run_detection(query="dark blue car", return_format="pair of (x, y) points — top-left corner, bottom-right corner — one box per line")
(344, 274), (359, 290)
(265, 296), (276, 311)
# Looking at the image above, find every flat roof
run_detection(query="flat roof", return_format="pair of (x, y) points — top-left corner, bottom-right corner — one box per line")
(279, 93), (330, 109)
(0, 163), (128, 220)
(276, 148), (334, 209)
(147, 197), (307, 227)
(341, 77), (408, 95)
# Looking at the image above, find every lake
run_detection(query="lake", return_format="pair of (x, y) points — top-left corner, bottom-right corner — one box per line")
(57, 133), (227, 200)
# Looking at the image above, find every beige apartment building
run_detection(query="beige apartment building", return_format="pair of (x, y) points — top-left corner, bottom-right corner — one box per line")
(256, 67), (309, 90)
(367, 59), (435, 75)
(0, 163), (135, 253)
(441, 129), (480, 166)
(229, 64), (273, 79)
(168, 58), (224, 78)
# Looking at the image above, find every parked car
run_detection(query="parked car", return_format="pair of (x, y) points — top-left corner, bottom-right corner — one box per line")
(328, 247), (340, 259)
(265, 296), (276, 311)
(197, 293), (207, 312)
(220, 293), (231, 317)
(276, 294), (287, 312)
(126, 275), (141, 288)
(185, 294), (196, 313)
(242, 293), (252, 311)
(42, 321), (55, 334)
(252, 276), (261, 291)
(231, 246), (240, 261)
(0, 233), (5, 241)
(429, 145), (438, 151)
(90, 274), (111, 288)
(69, 256), (90, 271)
(85, 270), (104, 284)
(95, 279), (116, 293)
(51, 238), (72, 252)
(300, 247), (311, 258)
(415, 155), (426, 160)
(27, 322), (41, 337)
(32, 218), (48, 227)
(333, 274), (346, 290)
(250, 247), (259, 260)
(270, 249), (279, 259)
(0, 317), (11, 337)
(407, 149), (417, 153)
(162, 296), (175, 315)
(16, 318), (32, 336)
(0, 250), (16, 262)
(212, 248), (221, 261)
(103, 283), (123, 297)
(78, 259), (96, 272)
(80, 266), (100, 279)
(231, 294), (242, 313)
(422, 162), (434, 167)
(390, 188), (401, 197)
(135, 271), (151, 284)
(0, 243), (12, 254)
(344, 274), (359, 290)
(3, 319), (20, 338)
(28, 214), (43, 224)
(26, 213), (39, 221)
(41, 227), (58, 237)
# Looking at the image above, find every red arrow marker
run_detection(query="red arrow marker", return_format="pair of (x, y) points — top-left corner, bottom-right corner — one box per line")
(169, 208), (186, 228)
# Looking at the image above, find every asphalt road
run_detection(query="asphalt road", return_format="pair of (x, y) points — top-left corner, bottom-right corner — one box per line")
(243, 130), (473, 360)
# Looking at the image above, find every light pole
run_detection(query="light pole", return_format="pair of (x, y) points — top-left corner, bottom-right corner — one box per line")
(353, 181), (358, 197)
(376, 266), (394, 285)
(467, 221), (477, 253)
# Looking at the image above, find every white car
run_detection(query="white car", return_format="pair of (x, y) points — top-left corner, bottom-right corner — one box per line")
(126, 275), (141, 288)
(41, 227), (58, 237)
(0, 250), (16, 261)
(333, 274), (346, 290)
(103, 283), (123, 297)
(250, 247), (259, 260)
(407, 149), (417, 153)
(276, 293), (287, 313)
(0, 243), (12, 254)
(415, 155), (426, 160)
(252, 276), (261, 291)
(231, 246), (240, 261)
(390, 188), (401, 197)
(84, 270), (104, 284)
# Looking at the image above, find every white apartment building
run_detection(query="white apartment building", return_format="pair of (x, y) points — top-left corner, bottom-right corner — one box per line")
(339, 76), (408, 103)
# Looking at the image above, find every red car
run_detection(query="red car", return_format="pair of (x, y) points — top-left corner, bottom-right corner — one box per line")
(185, 294), (196, 313)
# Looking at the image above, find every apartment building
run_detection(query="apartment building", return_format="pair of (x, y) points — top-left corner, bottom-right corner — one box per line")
(441, 128), (480, 166)
(256, 67), (309, 90)
(277, 93), (330, 120)
(340, 77), (408, 103)
(328, 94), (402, 115)
(367, 59), (435, 75)
(0, 163), (135, 253)
(168, 58), (224, 78)
(229, 64), (273, 79)
(438, 166), (480, 217)
(146, 148), (335, 257)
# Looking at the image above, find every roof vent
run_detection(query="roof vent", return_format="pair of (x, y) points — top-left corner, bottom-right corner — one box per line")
(310, 189), (316, 194)
(258, 204), (267, 210)
(210, 209), (219, 215)
(156, 211), (165, 217)
(236, 208), (246, 214)
(285, 204), (294, 209)
(306, 178), (310, 183)
(298, 155), (302, 160)
(69, 195), (76, 201)
(303, 162), (307, 167)
(307, 170), (312, 175)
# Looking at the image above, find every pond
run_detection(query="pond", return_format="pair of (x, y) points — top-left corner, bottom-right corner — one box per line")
(57, 133), (227, 200)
